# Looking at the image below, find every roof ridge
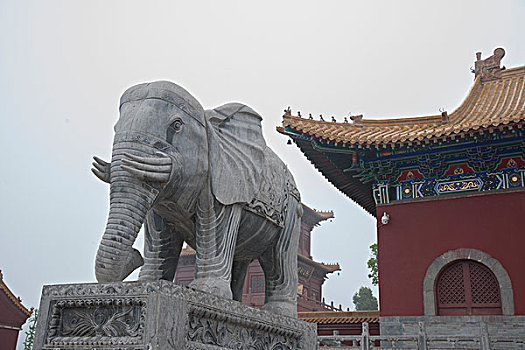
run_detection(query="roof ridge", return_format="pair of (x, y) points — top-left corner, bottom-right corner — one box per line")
(283, 113), (443, 127)
(281, 63), (525, 134)
(501, 65), (525, 78)
(280, 62), (525, 145)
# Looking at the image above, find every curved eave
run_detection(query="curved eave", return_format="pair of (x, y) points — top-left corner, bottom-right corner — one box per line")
(302, 204), (334, 227)
(0, 270), (33, 317)
(281, 132), (376, 216)
(299, 254), (341, 274)
(279, 66), (525, 146)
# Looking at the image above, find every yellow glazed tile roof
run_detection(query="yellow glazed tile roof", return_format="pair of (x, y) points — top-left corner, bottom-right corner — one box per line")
(280, 65), (525, 146)
(299, 310), (379, 324)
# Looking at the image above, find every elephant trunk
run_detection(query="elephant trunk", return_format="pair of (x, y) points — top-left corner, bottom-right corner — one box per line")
(95, 142), (160, 282)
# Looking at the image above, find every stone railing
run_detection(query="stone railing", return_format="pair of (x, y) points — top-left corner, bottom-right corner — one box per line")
(318, 322), (525, 349)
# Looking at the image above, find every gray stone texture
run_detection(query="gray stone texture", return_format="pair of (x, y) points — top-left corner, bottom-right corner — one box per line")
(92, 81), (302, 317)
(380, 316), (525, 349)
(33, 281), (317, 350)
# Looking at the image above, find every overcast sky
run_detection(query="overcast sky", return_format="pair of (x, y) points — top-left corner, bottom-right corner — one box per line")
(1, 1), (524, 338)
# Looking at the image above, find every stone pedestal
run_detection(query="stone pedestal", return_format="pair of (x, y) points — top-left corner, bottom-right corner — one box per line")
(33, 281), (317, 350)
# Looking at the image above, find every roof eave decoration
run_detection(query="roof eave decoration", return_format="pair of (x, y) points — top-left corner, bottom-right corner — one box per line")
(301, 204), (334, 227)
(278, 49), (525, 215)
(280, 131), (377, 215)
(0, 270), (33, 317)
(279, 49), (524, 147)
(298, 254), (341, 274)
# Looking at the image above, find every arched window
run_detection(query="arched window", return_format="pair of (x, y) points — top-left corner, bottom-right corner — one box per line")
(436, 260), (502, 316)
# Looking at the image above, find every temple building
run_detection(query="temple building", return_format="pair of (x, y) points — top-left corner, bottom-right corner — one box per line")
(279, 48), (525, 344)
(0, 270), (32, 350)
(174, 204), (341, 312)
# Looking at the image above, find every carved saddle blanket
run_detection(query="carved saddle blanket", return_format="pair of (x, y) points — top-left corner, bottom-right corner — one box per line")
(245, 147), (300, 227)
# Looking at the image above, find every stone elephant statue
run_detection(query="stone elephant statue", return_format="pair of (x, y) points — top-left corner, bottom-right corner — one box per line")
(92, 81), (302, 317)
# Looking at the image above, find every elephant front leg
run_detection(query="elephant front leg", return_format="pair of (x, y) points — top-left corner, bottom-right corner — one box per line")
(259, 200), (301, 318)
(139, 209), (183, 281)
(189, 199), (242, 300)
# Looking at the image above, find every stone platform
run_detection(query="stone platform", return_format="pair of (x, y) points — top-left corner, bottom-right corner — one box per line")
(33, 280), (317, 350)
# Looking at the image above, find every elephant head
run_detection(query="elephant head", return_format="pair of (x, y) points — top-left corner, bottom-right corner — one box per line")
(92, 81), (267, 283)
(93, 81), (209, 282)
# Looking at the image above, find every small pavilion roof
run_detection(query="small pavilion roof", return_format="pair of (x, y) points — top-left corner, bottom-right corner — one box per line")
(0, 270), (33, 317)
(279, 65), (524, 146)
(299, 310), (379, 324)
(180, 246), (196, 256)
(302, 204), (334, 228)
(298, 254), (340, 274)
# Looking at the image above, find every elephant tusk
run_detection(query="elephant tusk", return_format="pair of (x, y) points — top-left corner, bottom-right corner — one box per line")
(121, 165), (170, 182)
(92, 161), (108, 173)
(121, 158), (171, 173)
(92, 156), (111, 183)
(92, 168), (110, 183)
(123, 152), (171, 165)
(93, 156), (109, 167)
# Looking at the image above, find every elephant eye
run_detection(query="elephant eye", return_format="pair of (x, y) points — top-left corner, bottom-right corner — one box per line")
(167, 118), (183, 143)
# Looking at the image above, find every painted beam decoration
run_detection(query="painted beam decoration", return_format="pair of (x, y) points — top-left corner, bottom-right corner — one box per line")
(435, 179), (484, 194)
(375, 168), (524, 205)
(297, 261), (315, 284)
(370, 133), (525, 204)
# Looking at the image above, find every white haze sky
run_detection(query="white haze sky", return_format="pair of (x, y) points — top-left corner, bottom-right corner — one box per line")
(1, 1), (524, 338)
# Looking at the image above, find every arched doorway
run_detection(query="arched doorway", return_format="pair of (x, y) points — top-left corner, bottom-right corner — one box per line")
(436, 260), (502, 316)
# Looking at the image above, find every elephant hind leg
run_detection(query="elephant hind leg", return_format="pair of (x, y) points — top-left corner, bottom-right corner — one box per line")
(259, 200), (301, 318)
(230, 260), (251, 302)
(139, 209), (183, 281)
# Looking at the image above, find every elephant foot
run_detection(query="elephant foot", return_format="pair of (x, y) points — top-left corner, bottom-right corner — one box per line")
(262, 300), (297, 318)
(189, 278), (232, 300)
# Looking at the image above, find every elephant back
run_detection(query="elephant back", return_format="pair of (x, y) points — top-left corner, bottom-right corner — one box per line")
(205, 103), (267, 206)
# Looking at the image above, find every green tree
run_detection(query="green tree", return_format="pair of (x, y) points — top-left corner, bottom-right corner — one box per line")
(352, 286), (378, 311)
(367, 243), (378, 286)
(23, 308), (38, 350)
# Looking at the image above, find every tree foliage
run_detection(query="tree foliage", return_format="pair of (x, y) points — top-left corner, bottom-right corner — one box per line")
(23, 308), (38, 350)
(352, 286), (378, 311)
(367, 243), (378, 286)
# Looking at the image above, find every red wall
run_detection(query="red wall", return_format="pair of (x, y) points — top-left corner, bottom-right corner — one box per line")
(377, 189), (525, 317)
(0, 329), (19, 350)
(0, 295), (29, 350)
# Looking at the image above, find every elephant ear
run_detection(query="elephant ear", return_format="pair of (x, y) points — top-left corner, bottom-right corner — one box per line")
(206, 103), (266, 205)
